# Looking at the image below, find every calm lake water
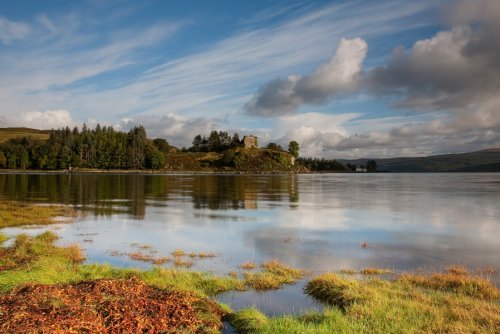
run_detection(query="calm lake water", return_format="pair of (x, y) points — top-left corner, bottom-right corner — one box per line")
(1, 173), (500, 315)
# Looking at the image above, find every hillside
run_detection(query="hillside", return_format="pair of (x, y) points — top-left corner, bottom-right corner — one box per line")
(165, 148), (300, 172)
(0, 127), (50, 143)
(339, 149), (500, 172)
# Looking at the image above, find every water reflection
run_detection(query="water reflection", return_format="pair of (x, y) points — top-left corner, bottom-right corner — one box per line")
(1, 172), (500, 313)
(0, 174), (299, 217)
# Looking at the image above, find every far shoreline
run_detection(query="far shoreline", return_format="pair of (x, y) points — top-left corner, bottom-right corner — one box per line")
(0, 168), (314, 175)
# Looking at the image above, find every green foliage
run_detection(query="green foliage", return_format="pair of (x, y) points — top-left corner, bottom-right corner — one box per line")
(266, 143), (283, 151)
(145, 141), (165, 169)
(288, 141), (299, 158)
(190, 131), (240, 153)
(0, 125), (167, 170)
(152, 138), (172, 153)
(297, 157), (346, 172)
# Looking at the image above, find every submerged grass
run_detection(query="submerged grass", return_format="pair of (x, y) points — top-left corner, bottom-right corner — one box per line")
(0, 201), (76, 228)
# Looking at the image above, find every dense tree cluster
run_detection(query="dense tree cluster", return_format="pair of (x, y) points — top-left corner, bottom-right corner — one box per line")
(297, 157), (347, 172)
(266, 143), (283, 151)
(0, 125), (167, 170)
(288, 141), (299, 158)
(190, 131), (241, 152)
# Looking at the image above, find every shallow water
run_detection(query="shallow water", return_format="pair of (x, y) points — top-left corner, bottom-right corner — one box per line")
(1, 173), (499, 314)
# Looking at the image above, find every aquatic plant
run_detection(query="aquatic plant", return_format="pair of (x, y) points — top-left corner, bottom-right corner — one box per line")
(240, 261), (256, 270)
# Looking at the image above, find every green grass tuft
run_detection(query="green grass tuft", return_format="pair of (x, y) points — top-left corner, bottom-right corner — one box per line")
(243, 259), (306, 291)
(304, 273), (368, 309)
(231, 308), (268, 333)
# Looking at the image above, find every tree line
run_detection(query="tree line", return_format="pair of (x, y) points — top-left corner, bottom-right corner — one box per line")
(189, 131), (242, 152)
(0, 125), (168, 170)
(298, 158), (377, 172)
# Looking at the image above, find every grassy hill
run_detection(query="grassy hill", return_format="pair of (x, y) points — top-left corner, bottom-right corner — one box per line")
(339, 149), (500, 172)
(0, 127), (50, 143)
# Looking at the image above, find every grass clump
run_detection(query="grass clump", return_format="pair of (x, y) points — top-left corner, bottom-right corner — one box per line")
(243, 259), (306, 291)
(172, 249), (186, 257)
(241, 260), (256, 270)
(230, 308), (268, 333)
(361, 268), (394, 275)
(398, 270), (500, 299)
(173, 257), (194, 268)
(0, 201), (76, 228)
(305, 273), (368, 309)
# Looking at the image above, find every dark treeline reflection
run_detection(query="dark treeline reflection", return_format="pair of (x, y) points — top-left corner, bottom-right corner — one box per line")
(0, 174), (299, 219)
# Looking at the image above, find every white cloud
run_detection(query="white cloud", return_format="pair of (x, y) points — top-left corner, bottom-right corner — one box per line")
(244, 38), (367, 116)
(0, 16), (30, 45)
(1, 109), (74, 129)
(118, 113), (220, 147)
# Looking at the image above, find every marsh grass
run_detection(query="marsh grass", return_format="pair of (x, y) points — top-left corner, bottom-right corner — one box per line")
(240, 261), (256, 270)
(173, 257), (194, 268)
(0, 233), (245, 297)
(3, 232), (498, 333)
(361, 268), (394, 275)
(0, 201), (76, 228)
(304, 273), (368, 309)
(172, 249), (186, 257)
(230, 308), (268, 333)
(259, 272), (500, 334)
(398, 271), (499, 299)
(243, 259), (307, 291)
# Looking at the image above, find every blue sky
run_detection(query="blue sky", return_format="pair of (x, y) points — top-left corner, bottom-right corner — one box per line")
(1, 0), (499, 158)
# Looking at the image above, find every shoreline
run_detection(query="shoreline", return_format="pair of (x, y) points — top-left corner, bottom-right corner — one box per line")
(0, 168), (313, 175)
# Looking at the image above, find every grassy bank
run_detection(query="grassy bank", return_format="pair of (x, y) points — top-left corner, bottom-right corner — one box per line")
(231, 271), (500, 334)
(0, 230), (308, 332)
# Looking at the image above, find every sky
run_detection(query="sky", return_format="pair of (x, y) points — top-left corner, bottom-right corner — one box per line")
(0, 0), (499, 158)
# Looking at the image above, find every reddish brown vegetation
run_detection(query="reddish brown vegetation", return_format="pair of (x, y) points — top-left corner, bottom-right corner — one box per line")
(0, 278), (225, 333)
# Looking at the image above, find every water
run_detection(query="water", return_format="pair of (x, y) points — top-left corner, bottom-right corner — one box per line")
(1, 173), (499, 314)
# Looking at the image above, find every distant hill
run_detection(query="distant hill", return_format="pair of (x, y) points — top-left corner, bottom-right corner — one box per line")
(339, 149), (500, 172)
(0, 127), (50, 143)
